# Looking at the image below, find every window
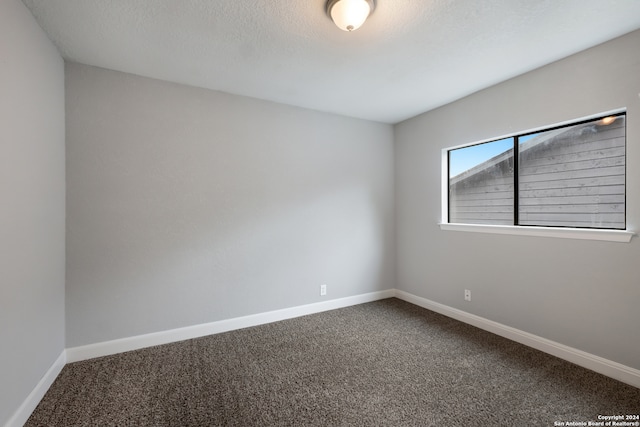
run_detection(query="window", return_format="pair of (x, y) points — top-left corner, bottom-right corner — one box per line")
(446, 112), (626, 231)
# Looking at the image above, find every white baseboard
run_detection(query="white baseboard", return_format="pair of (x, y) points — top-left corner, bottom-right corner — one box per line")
(5, 350), (66, 427)
(57, 288), (640, 390)
(66, 289), (395, 363)
(9, 288), (639, 427)
(394, 289), (640, 389)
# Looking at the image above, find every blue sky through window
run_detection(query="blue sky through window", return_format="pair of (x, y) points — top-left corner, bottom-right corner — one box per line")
(519, 133), (539, 143)
(449, 137), (513, 177)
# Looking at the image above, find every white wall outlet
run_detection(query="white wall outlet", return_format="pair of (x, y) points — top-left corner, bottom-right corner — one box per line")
(464, 289), (471, 301)
(320, 284), (327, 296)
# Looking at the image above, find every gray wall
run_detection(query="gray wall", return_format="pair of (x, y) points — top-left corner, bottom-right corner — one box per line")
(65, 63), (395, 347)
(395, 29), (640, 370)
(0, 0), (66, 424)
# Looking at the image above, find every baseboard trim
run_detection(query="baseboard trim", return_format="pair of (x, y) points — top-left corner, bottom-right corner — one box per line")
(67, 289), (395, 363)
(8, 289), (640, 426)
(394, 289), (640, 389)
(5, 350), (66, 427)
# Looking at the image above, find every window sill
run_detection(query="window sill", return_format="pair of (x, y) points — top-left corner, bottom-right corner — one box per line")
(439, 223), (634, 243)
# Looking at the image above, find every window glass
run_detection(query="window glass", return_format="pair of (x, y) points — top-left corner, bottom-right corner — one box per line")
(446, 112), (625, 230)
(518, 115), (625, 229)
(449, 138), (514, 225)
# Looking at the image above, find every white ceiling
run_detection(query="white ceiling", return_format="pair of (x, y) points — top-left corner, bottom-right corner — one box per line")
(22, 0), (640, 124)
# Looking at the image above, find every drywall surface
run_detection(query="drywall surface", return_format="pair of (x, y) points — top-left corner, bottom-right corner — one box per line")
(0, 0), (66, 424)
(65, 63), (394, 347)
(395, 29), (640, 370)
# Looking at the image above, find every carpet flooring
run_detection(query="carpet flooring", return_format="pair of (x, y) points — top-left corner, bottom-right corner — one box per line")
(26, 298), (640, 426)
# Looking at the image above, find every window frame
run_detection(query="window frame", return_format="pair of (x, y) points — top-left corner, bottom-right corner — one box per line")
(440, 109), (634, 243)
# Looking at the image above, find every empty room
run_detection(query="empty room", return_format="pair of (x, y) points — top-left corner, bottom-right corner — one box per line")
(2, 0), (640, 425)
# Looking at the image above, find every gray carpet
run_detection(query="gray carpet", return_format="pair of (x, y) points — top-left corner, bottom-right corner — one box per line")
(26, 298), (640, 426)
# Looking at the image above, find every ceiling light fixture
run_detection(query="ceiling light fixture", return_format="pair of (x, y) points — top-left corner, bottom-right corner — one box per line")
(326, 0), (376, 32)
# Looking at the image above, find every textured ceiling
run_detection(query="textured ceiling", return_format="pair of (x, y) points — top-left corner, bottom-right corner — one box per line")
(22, 0), (640, 123)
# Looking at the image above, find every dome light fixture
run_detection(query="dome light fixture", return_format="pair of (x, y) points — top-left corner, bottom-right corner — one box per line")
(326, 0), (376, 32)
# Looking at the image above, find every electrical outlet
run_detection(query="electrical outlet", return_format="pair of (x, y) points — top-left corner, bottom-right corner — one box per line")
(320, 284), (327, 296)
(464, 289), (471, 301)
